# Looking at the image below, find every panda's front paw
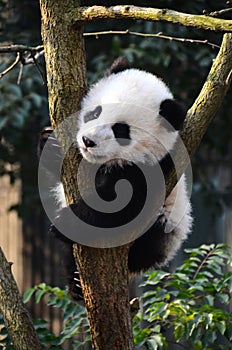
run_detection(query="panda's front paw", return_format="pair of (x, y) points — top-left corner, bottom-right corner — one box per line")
(69, 272), (84, 301)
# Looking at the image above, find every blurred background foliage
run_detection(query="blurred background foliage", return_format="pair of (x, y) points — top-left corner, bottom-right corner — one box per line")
(0, 0), (232, 251)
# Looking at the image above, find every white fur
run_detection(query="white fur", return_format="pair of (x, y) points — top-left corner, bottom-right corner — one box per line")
(53, 183), (66, 209)
(77, 69), (177, 165)
(161, 174), (192, 264)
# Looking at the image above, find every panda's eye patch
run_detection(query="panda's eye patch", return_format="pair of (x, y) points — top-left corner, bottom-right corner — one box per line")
(84, 105), (102, 123)
(112, 123), (131, 146)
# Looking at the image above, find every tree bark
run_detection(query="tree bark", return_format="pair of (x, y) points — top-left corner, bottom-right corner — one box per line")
(70, 5), (232, 32)
(73, 245), (134, 350)
(40, 0), (87, 203)
(40, 2), (134, 349)
(0, 248), (41, 350)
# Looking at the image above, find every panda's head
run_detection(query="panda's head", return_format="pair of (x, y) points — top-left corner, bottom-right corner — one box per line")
(77, 57), (186, 166)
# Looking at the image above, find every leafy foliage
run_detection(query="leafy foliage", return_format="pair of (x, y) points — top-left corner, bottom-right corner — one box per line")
(23, 283), (90, 349)
(0, 284), (90, 349)
(133, 243), (232, 349)
(1, 244), (232, 349)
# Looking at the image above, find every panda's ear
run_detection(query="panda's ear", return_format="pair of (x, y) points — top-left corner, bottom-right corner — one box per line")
(106, 57), (130, 76)
(159, 99), (187, 130)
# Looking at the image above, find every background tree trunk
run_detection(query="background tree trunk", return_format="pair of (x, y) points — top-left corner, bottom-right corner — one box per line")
(0, 248), (41, 350)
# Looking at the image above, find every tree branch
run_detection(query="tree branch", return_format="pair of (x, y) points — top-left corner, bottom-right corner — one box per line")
(165, 33), (232, 197)
(0, 46), (45, 83)
(70, 6), (232, 32)
(0, 52), (21, 78)
(84, 30), (220, 49)
(0, 248), (41, 349)
(0, 44), (43, 53)
(183, 32), (232, 157)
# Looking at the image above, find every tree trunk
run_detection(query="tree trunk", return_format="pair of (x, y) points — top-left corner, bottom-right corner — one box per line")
(40, 2), (135, 349)
(0, 248), (41, 350)
(73, 245), (134, 350)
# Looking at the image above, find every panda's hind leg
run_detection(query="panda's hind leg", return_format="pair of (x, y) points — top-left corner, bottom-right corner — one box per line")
(128, 174), (192, 274)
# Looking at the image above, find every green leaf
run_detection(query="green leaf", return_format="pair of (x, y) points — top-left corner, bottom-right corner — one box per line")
(23, 288), (35, 303)
(147, 334), (167, 350)
(203, 295), (214, 306)
(134, 329), (148, 347)
(201, 329), (217, 347)
(217, 321), (226, 336)
(217, 293), (229, 304)
(174, 323), (185, 341)
(28, 92), (42, 108)
(36, 282), (47, 290)
(35, 289), (46, 303)
(33, 318), (49, 330)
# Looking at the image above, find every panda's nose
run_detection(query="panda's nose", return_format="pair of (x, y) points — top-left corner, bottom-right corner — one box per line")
(82, 136), (96, 148)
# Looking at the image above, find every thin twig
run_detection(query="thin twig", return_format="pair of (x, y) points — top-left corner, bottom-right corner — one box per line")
(84, 30), (220, 48)
(23, 49), (44, 65)
(0, 44), (43, 54)
(0, 48), (46, 83)
(193, 247), (216, 280)
(17, 62), (24, 85)
(207, 7), (232, 18)
(30, 52), (46, 85)
(0, 30), (221, 81)
(0, 52), (21, 78)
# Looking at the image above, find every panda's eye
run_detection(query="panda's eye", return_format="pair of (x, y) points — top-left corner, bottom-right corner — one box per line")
(84, 105), (102, 123)
(112, 123), (131, 146)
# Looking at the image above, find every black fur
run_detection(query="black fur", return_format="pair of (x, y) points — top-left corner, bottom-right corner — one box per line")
(112, 123), (131, 146)
(84, 105), (102, 123)
(49, 159), (173, 300)
(159, 99), (186, 130)
(106, 56), (130, 76)
(37, 126), (53, 157)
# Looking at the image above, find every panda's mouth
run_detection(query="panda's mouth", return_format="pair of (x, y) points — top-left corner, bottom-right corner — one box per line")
(81, 147), (127, 166)
(81, 147), (108, 162)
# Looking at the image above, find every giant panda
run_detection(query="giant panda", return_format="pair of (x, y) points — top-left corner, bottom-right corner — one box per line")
(39, 57), (192, 300)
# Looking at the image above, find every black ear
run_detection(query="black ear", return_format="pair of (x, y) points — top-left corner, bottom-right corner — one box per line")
(159, 99), (187, 130)
(106, 56), (130, 76)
